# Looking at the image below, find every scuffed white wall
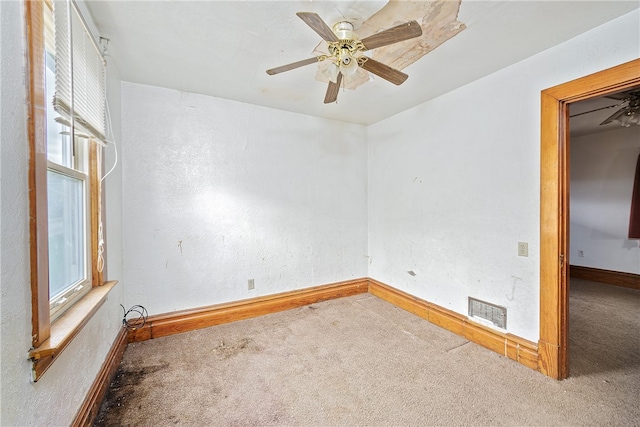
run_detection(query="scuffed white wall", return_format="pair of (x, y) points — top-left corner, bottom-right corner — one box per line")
(121, 82), (368, 315)
(570, 126), (640, 274)
(367, 10), (640, 342)
(0, 1), (124, 425)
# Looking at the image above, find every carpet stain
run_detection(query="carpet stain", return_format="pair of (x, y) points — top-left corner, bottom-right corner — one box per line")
(94, 362), (169, 427)
(213, 337), (261, 359)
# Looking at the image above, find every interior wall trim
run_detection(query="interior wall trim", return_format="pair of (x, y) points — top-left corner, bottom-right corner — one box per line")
(127, 278), (369, 343)
(570, 265), (640, 290)
(71, 326), (128, 427)
(367, 279), (539, 371)
(539, 58), (640, 380)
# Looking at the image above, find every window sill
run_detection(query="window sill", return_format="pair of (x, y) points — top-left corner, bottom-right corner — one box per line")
(28, 280), (118, 382)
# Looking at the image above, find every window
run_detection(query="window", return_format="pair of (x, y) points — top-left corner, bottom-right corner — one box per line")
(26, 0), (113, 381)
(44, 10), (92, 319)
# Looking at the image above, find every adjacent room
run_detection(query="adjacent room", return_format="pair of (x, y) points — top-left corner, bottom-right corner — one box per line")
(1, 0), (639, 425)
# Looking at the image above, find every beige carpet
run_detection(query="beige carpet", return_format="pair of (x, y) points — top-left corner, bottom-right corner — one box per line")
(95, 279), (640, 426)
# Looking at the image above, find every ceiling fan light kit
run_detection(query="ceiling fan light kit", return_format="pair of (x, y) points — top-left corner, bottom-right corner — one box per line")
(266, 12), (423, 104)
(328, 21), (363, 79)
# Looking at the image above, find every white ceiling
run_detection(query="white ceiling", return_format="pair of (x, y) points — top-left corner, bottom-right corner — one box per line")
(86, 1), (639, 126)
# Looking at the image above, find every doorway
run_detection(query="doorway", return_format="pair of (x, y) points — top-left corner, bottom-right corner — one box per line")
(538, 58), (640, 379)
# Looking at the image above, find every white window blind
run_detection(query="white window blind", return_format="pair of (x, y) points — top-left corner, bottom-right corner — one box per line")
(54, 0), (106, 141)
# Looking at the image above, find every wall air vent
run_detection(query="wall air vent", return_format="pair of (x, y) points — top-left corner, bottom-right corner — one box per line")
(468, 297), (507, 329)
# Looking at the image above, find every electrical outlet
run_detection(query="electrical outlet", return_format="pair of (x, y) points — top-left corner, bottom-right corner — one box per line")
(248, 279), (255, 290)
(578, 250), (584, 257)
(518, 242), (528, 257)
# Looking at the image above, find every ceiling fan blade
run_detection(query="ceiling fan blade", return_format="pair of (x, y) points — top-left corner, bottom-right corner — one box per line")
(600, 107), (628, 125)
(604, 89), (640, 103)
(266, 57), (320, 75)
(324, 72), (343, 104)
(359, 58), (408, 85)
(569, 103), (620, 118)
(296, 12), (339, 42)
(360, 21), (422, 51)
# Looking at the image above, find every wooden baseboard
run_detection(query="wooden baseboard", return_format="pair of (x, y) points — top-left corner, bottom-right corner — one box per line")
(75, 276), (545, 422)
(126, 277), (538, 371)
(128, 278), (369, 343)
(71, 326), (128, 427)
(367, 278), (539, 371)
(570, 265), (640, 290)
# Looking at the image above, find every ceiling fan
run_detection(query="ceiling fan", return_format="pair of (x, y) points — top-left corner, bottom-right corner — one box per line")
(600, 91), (640, 127)
(570, 90), (640, 128)
(266, 12), (423, 104)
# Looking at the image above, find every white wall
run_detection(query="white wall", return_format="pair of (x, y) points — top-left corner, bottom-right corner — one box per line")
(367, 10), (640, 342)
(570, 126), (640, 274)
(105, 68), (124, 284)
(1, 3), (638, 424)
(121, 82), (368, 315)
(0, 1), (124, 425)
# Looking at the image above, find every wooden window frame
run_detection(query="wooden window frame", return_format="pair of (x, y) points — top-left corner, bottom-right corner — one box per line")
(26, 0), (115, 382)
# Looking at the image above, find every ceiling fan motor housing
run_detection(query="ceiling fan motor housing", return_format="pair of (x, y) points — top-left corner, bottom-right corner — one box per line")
(333, 21), (357, 40)
(327, 22), (364, 76)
